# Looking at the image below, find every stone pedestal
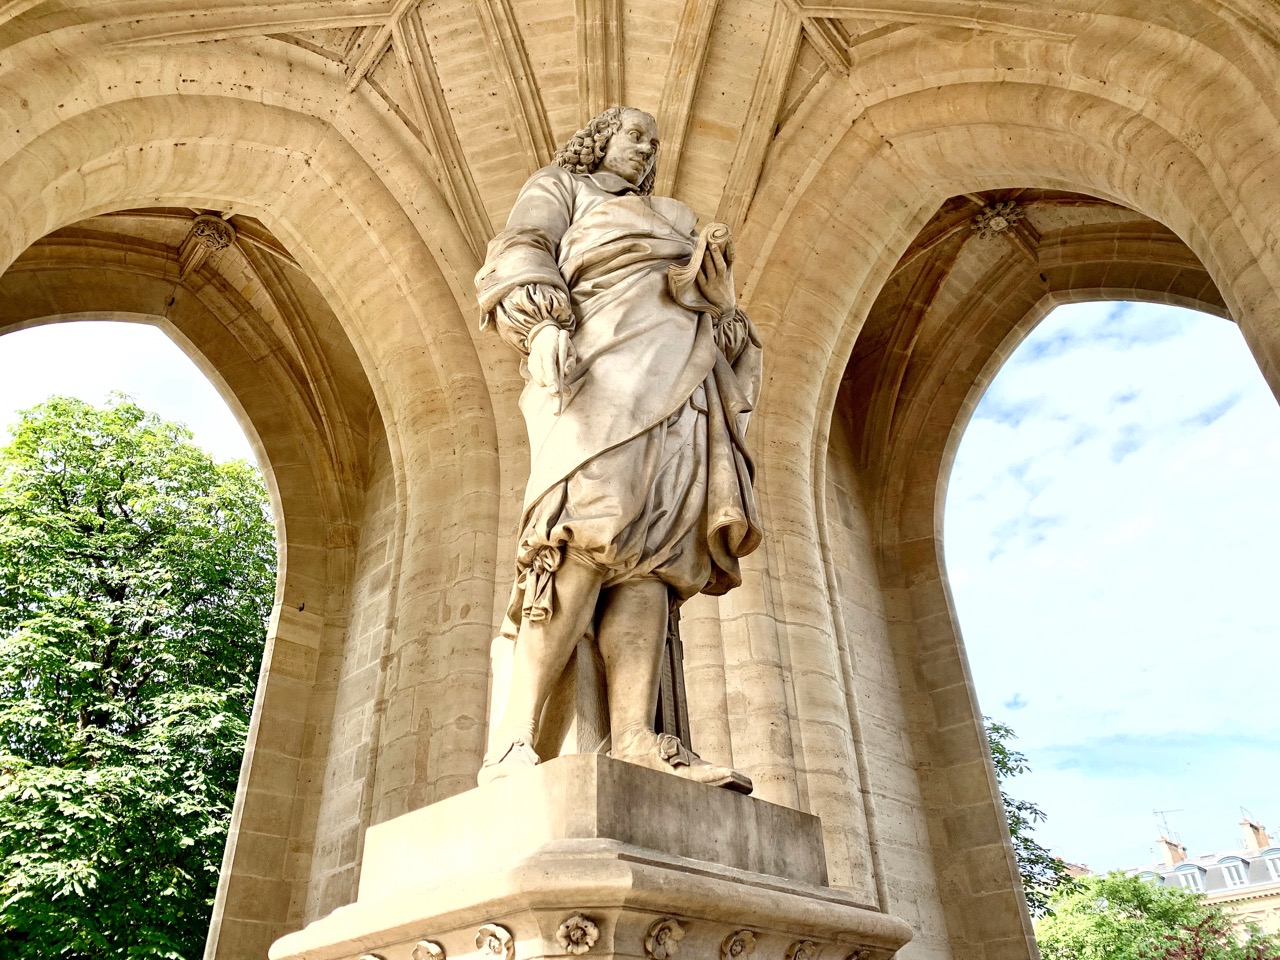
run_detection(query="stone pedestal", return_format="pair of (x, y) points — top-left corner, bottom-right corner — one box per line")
(269, 755), (912, 960)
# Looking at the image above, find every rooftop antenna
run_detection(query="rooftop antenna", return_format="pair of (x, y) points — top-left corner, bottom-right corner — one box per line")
(1154, 808), (1183, 841)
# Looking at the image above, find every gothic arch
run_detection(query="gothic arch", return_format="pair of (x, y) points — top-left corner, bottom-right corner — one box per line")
(0, 213), (391, 948)
(712, 17), (1280, 955)
(833, 228), (1231, 960)
(0, 86), (509, 947)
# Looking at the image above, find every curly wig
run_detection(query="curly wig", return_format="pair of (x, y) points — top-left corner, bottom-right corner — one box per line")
(554, 106), (658, 195)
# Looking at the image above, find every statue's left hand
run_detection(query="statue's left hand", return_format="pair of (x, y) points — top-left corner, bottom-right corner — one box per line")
(697, 245), (736, 319)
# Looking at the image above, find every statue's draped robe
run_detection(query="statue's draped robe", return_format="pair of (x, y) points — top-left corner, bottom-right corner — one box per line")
(476, 165), (762, 630)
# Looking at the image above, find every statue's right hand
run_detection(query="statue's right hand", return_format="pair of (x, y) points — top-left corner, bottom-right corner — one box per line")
(528, 325), (576, 394)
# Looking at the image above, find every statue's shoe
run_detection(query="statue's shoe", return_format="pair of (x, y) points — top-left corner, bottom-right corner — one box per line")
(611, 730), (753, 795)
(477, 738), (540, 786)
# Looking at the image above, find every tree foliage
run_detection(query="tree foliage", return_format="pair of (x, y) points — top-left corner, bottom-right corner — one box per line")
(1036, 872), (1280, 960)
(0, 396), (276, 959)
(985, 718), (1076, 915)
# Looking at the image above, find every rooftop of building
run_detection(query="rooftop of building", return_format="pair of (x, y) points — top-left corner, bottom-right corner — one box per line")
(1126, 817), (1280, 897)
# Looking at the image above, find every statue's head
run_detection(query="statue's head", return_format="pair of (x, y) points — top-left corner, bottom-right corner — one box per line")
(555, 106), (659, 195)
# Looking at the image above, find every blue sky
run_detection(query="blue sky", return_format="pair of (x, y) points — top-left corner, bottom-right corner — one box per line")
(2, 307), (1277, 873)
(945, 301), (1280, 871)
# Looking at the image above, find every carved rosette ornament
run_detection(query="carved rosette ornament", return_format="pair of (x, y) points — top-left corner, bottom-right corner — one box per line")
(477, 924), (515, 960)
(644, 918), (685, 960)
(721, 930), (757, 960)
(785, 940), (820, 960)
(412, 941), (446, 960)
(556, 914), (599, 954)
(971, 200), (1025, 239)
(178, 214), (236, 278)
(190, 214), (236, 249)
(846, 950), (872, 960)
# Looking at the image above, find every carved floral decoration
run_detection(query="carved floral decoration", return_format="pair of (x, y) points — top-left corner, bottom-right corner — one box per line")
(412, 941), (446, 960)
(971, 200), (1025, 238)
(644, 918), (685, 960)
(177, 213), (236, 278)
(721, 930), (757, 960)
(189, 214), (236, 251)
(785, 940), (819, 960)
(477, 924), (515, 960)
(846, 950), (872, 960)
(556, 914), (599, 955)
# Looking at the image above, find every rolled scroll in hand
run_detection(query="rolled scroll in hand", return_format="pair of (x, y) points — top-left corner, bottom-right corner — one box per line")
(668, 222), (735, 310)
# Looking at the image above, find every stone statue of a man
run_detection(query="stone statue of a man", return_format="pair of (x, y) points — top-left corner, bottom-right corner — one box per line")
(475, 106), (762, 792)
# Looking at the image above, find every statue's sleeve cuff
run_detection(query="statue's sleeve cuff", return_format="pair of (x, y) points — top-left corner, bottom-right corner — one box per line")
(524, 319), (563, 352)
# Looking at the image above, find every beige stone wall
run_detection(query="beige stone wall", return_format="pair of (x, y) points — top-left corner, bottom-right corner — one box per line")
(1211, 886), (1280, 937)
(291, 422), (399, 924)
(824, 408), (951, 960)
(4, 4), (1280, 960)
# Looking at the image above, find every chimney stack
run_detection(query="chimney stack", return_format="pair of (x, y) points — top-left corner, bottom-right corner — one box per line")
(1158, 835), (1187, 867)
(1241, 818), (1273, 853)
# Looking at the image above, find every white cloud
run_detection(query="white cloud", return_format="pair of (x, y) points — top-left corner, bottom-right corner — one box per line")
(946, 301), (1280, 869)
(0, 321), (256, 464)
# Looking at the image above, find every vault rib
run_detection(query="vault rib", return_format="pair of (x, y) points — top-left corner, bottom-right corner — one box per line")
(803, 18), (851, 75)
(716, 4), (802, 229)
(655, 0), (721, 196)
(472, 0), (556, 170)
(575, 0), (624, 122)
(238, 240), (360, 497)
(0, 0), (43, 30)
(862, 230), (965, 465)
(790, 0), (1076, 40)
(345, 0), (420, 92)
(393, 7), (493, 260)
(103, 2), (396, 48)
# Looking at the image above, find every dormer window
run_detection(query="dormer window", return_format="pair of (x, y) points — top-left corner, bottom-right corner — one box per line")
(1219, 859), (1248, 888)
(1264, 849), (1280, 882)
(1175, 866), (1205, 892)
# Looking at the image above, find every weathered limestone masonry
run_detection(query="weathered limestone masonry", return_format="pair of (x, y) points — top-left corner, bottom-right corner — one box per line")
(1, 3), (1277, 960)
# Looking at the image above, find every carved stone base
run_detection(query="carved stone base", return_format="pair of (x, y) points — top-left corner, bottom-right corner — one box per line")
(268, 755), (913, 960)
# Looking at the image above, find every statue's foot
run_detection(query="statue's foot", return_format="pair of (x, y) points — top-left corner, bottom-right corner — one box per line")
(477, 738), (539, 786)
(611, 730), (753, 795)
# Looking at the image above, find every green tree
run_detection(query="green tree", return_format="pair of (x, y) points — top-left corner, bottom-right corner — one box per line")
(0, 396), (276, 959)
(985, 718), (1075, 914)
(1036, 872), (1280, 960)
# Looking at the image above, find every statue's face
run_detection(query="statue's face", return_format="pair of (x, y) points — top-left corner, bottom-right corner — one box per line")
(599, 109), (659, 186)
